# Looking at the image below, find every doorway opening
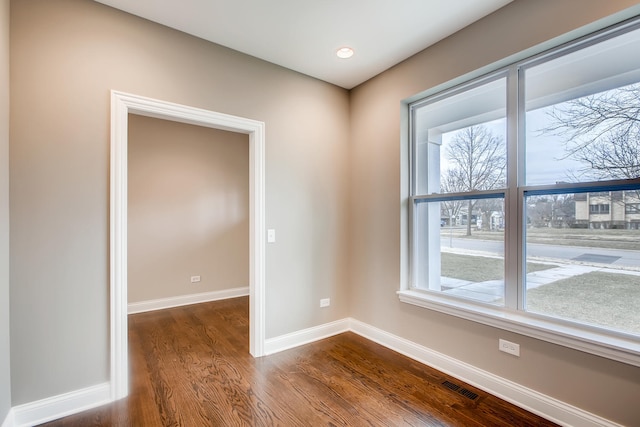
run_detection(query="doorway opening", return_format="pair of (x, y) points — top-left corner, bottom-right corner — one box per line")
(110, 91), (266, 400)
(127, 115), (250, 311)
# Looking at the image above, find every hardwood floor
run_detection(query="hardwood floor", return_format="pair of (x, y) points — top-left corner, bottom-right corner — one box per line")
(40, 297), (557, 426)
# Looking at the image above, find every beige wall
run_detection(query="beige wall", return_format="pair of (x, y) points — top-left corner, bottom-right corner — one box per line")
(128, 115), (249, 303)
(7, 0), (640, 423)
(1, 0), (11, 420)
(9, 0), (350, 404)
(349, 1), (640, 425)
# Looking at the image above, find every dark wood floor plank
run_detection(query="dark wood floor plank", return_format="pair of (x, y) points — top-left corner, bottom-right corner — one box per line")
(273, 342), (445, 426)
(328, 335), (487, 425)
(303, 335), (467, 426)
(40, 297), (557, 427)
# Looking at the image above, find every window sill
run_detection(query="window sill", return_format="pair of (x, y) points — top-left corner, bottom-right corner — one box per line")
(397, 289), (640, 367)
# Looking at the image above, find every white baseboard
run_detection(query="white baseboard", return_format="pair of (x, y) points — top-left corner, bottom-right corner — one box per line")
(128, 286), (249, 314)
(262, 317), (622, 427)
(347, 318), (623, 427)
(1, 408), (14, 427)
(11, 382), (110, 427)
(10, 316), (622, 427)
(264, 318), (350, 355)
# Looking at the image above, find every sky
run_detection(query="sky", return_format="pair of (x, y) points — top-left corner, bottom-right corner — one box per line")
(439, 108), (585, 188)
(524, 107), (585, 186)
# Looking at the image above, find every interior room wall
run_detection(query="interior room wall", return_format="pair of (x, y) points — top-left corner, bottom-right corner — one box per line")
(128, 114), (249, 304)
(9, 0), (350, 405)
(0, 0), (12, 421)
(348, 1), (640, 425)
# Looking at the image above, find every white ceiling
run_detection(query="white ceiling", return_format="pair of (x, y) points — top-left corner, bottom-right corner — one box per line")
(94, 0), (512, 89)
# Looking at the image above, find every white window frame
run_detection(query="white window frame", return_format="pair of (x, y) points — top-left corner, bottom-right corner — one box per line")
(399, 17), (640, 367)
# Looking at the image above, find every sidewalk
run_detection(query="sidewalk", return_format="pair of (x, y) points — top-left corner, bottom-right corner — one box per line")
(442, 264), (614, 303)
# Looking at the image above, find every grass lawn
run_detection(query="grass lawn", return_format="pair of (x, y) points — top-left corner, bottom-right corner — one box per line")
(527, 271), (640, 335)
(441, 252), (554, 282)
(440, 252), (640, 335)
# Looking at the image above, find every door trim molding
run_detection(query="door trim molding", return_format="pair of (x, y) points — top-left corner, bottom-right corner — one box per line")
(110, 90), (266, 400)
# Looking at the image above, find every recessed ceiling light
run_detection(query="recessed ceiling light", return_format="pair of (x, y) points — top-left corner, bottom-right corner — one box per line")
(336, 47), (354, 59)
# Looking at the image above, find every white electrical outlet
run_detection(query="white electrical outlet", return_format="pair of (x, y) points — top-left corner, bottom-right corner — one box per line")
(320, 298), (330, 308)
(190, 275), (201, 283)
(499, 339), (520, 357)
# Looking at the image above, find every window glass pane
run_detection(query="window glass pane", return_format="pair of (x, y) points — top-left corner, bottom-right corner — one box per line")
(524, 191), (640, 335)
(413, 77), (507, 195)
(524, 26), (640, 185)
(626, 203), (640, 214)
(414, 197), (505, 305)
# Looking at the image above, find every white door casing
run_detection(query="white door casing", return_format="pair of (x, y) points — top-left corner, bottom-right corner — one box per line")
(110, 90), (266, 400)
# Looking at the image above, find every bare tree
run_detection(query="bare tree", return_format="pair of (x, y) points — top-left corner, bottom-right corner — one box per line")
(543, 83), (640, 181)
(443, 125), (506, 235)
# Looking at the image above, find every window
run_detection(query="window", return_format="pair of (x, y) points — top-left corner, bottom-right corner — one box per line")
(626, 203), (640, 214)
(402, 18), (640, 366)
(589, 204), (610, 214)
(411, 75), (507, 304)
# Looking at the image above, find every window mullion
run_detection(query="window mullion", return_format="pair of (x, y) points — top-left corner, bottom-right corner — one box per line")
(504, 65), (521, 310)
